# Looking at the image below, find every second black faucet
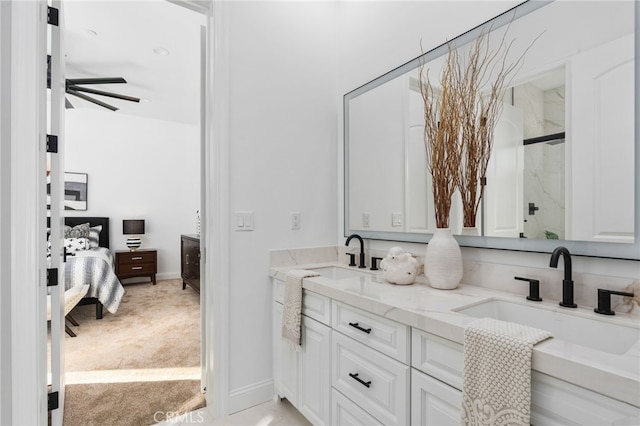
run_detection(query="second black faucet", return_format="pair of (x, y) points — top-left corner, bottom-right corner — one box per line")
(550, 246), (577, 308)
(346, 234), (366, 268)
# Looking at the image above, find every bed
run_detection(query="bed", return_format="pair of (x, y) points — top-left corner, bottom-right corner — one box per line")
(61, 217), (125, 319)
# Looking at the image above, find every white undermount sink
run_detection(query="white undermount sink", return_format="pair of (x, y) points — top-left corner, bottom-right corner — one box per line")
(455, 298), (640, 356)
(307, 266), (372, 280)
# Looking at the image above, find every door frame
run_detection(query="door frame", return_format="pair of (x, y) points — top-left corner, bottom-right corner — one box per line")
(0, 1), (49, 424)
(168, 0), (231, 417)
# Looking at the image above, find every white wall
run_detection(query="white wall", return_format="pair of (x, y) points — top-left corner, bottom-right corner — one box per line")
(65, 109), (200, 279)
(224, 1), (338, 411)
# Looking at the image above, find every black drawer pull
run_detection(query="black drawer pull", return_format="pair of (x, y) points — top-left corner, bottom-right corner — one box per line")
(349, 373), (371, 388)
(348, 322), (371, 334)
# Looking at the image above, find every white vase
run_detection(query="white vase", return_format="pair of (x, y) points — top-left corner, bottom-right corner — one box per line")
(425, 228), (463, 289)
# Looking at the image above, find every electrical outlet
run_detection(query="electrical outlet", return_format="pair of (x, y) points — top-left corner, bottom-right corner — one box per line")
(392, 212), (402, 227)
(291, 212), (301, 230)
(363, 212), (370, 228)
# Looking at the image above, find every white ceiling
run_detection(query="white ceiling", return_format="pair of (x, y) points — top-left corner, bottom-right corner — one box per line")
(63, 0), (204, 125)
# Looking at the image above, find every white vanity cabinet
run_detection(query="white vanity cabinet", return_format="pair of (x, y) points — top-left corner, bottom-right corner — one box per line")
(410, 328), (640, 426)
(272, 279), (331, 425)
(273, 275), (639, 426)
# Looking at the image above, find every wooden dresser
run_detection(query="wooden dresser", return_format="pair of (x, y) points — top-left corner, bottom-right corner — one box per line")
(181, 234), (200, 293)
(115, 249), (157, 284)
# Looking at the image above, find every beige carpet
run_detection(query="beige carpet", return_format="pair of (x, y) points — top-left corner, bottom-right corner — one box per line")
(64, 380), (201, 426)
(62, 279), (204, 425)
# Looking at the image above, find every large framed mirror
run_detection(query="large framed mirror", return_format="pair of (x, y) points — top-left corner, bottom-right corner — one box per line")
(344, 0), (639, 259)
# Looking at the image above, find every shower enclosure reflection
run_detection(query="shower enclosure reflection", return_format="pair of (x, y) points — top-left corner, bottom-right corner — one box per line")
(515, 67), (566, 240)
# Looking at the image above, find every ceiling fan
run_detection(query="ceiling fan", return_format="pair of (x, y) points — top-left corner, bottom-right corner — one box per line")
(47, 56), (140, 112)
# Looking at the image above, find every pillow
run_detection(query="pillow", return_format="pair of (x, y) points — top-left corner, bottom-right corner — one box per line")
(64, 223), (90, 239)
(64, 237), (89, 253)
(88, 225), (102, 249)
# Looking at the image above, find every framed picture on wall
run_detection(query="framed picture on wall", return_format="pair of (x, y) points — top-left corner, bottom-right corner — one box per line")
(64, 172), (88, 211)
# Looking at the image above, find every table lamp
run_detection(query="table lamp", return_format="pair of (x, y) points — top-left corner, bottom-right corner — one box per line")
(123, 219), (145, 251)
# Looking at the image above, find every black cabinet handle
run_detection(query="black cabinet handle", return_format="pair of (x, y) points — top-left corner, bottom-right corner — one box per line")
(348, 322), (371, 334)
(349, 373), (371, 388)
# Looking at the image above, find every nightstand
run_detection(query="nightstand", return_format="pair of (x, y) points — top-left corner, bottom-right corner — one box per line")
(115, 249), (157, 284)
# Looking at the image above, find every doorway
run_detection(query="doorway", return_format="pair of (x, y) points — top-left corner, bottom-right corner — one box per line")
(51, 1), (208, 423)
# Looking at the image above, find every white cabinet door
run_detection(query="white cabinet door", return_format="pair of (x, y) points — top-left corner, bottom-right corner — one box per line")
(273, 301), (299, 406)
(299, 316), (331, 425)
(411, 368), (462, 426)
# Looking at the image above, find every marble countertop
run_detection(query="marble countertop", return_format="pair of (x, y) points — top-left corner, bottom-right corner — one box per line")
(270, 262), (640, 408)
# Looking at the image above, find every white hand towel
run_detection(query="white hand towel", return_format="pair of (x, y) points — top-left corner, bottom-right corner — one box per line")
(282, 269), (320, 350)
(461, 317), (552, 426)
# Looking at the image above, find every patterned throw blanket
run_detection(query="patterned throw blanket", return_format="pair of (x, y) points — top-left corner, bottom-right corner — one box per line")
(65, 247), (125, 314)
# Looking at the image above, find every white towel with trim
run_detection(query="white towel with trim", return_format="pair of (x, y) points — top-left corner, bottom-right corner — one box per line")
(282, 269), (320, 350)
(461, 317), (552, 426)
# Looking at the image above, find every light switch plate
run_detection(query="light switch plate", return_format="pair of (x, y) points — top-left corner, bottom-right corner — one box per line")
(235, 211), (254, 231)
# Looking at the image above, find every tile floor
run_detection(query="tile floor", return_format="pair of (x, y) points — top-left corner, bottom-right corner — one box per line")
(157, 399), (311, 426)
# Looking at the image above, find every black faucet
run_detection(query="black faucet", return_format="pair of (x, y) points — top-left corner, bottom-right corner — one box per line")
(346, 234), (366, 269)
(549, 246), (577, 308)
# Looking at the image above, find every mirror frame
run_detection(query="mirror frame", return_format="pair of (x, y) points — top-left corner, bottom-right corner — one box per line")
(344, 0), (640, 260)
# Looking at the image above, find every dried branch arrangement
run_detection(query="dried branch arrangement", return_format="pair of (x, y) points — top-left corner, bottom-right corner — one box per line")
(456, 29), (528, 228)
(419, 46), (462, 229)
(419, 27), (532, 229)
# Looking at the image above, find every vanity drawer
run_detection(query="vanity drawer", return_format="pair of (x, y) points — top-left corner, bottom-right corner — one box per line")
(302, 290), (331, 326)
(332, 331), (409, 426)
(412, 328), (463, 391)
(273, 279), (331, 326)
(332, 388), (383, 426)
(332, 301), (409, 363)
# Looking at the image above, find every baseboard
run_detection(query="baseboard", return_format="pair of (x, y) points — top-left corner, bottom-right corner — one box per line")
(227, 379), (274, 415)
(157, 272), (181, 281)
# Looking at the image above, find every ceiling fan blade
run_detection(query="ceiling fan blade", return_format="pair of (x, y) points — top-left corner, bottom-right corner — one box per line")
(65, 98), (74, 109)
(67, 90), (119, 112)
(67, 77), (127, 85)
(67, 85), (140, 103)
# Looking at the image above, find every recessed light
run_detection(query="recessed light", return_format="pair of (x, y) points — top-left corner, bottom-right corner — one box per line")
(153, 47), (170, 56)
(84, 29), (97, 37)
